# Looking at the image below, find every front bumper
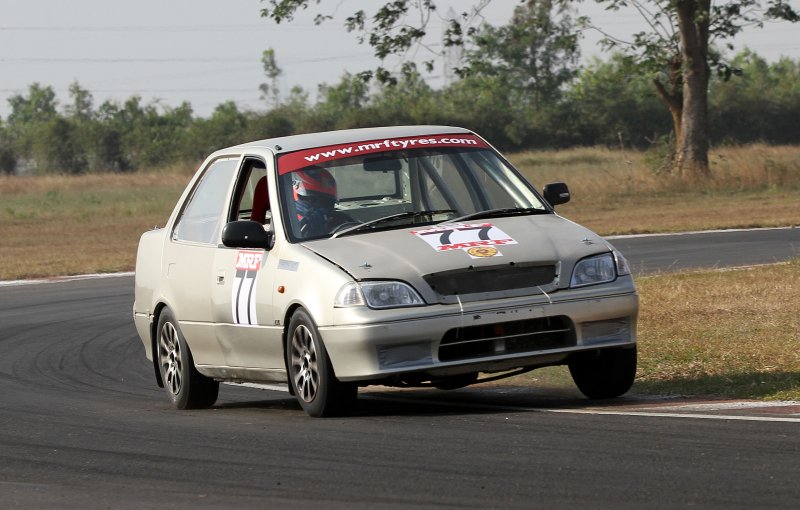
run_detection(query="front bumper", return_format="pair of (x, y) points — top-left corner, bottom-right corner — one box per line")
(320, 283), (638, 382)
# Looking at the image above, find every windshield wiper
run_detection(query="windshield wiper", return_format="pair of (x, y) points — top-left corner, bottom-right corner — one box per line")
(331, 209), (457, 238)
(443, 207), (549, 224)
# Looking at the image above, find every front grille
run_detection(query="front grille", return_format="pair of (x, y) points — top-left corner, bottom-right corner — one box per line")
(438, 315), (575, 362)
(424, 263), (557, 297)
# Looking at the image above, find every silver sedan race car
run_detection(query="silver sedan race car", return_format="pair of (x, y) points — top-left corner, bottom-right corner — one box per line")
(133, 125), (638, 417)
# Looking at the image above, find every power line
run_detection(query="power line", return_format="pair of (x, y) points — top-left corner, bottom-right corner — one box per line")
(0, 24), (307, 32)
(0, 88), (256, 93)
(0, 52), (375, 64)
(0, 57), (257, 63)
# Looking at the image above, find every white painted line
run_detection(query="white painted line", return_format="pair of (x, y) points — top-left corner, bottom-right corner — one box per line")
(364, 395), (800, 423)
(644, 400), (800, 412)
(542, 408), (800, 423)
(607, 226), (797, 240)
(0, 271), (135, 288)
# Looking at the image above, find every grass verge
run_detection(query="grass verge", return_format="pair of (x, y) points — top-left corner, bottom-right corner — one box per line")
(518, 260), (800, 400)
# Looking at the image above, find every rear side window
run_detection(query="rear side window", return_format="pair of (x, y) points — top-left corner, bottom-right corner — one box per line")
(173, 158), (238, 244)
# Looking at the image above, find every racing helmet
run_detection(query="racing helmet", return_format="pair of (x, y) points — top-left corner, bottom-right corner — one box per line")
(292, 167), (337, 219)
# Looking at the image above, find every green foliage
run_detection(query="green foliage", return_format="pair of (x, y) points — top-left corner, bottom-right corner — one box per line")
(2, 47), (800, 174)
(461, 0), (580, 108)
(7, 83), (58, 125)
(566, 54), (669, 148)
(188, 101), (249, 157)
(259, 48), (283, 107)
(313, 73), (372, 129)
(710, 50), (800, 144)
(0, 121), (16, 175)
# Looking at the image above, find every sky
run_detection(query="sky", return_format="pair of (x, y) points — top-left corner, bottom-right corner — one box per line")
(1, 0), (798, 119)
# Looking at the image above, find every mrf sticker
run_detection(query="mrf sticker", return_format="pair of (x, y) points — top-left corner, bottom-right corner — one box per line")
(232, 251), (263, 325)
(411, 223), (516, 257)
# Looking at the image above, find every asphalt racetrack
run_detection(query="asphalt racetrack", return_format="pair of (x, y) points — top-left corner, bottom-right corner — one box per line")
(1, 228), (798, 508)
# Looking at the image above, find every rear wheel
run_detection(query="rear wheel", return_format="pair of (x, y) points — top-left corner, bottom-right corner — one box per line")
(156, 308), (219, 409)
(568, 346), (637, 399)
(287, 309), (357, 417)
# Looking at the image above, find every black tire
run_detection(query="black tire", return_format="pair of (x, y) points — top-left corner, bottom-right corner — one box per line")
(156, 308), (219, 409)
(568, 346), (637, 399)
(286, 309), (357, 417)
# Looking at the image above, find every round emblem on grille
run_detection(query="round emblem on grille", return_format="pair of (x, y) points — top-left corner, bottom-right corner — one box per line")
(467, 246), (498, 258)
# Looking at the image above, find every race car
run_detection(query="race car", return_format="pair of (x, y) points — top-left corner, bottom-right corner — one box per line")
(133, 125), (638, 417)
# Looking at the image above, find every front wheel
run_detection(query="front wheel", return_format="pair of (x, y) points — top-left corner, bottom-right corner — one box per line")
(286, 309), (357, 417)
(156, 308), (219, 409)
(568, 346), (637, 399)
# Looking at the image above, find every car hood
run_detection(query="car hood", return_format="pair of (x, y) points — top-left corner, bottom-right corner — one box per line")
(302, 214), (611, 302)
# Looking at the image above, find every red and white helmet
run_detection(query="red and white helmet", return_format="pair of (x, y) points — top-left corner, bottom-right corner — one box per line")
(292, 167), (337, 221)
(292, 167), (336, 202)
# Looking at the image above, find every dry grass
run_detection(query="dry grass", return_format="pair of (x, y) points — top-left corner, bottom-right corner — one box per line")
(634, 260), (800, 400)
(511, 144), (800, 234)
(0, 171), (191, 279)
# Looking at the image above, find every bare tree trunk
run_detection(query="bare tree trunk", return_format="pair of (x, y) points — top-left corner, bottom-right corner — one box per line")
(675, 0), (711, 178)
(653, 78), (682, 146)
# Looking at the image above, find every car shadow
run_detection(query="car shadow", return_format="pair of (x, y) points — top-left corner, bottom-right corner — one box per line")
(210, 383), (657, 418)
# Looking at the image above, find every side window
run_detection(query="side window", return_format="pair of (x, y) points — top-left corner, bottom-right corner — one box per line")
(230, 159), (269, 225)
(173, 158), (238, 244)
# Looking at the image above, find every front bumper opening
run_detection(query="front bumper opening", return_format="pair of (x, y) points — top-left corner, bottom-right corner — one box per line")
(438, 315), (576, 362)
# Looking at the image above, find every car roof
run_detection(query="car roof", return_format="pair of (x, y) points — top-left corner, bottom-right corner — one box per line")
(224, 125), (475, 155)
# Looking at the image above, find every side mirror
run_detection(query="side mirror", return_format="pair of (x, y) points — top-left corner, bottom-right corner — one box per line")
(222, 220), (273, 250)
(543, 182), (571, 207)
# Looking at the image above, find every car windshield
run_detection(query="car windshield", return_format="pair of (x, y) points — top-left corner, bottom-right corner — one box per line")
(276, 134), (548, 241)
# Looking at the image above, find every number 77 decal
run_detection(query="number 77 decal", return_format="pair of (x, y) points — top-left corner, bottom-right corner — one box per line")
(411, 223), (517, 257)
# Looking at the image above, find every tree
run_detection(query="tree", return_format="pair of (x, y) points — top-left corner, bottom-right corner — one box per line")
(6, 83), (58, 126)
(261, 0), (799, 178)
(5, 84), (60, 173)
(66, 82), (94, 121)
(259, 48), (283, 108)
(313, 73), (372, 129)
(586, 0), (799, 177)
(462, 0), (581, 108)
(0, 120), (17, 175)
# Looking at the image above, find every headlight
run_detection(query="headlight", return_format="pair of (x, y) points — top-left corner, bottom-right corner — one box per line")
(334, 281), (425, 309)
(571, 253), (617, 287)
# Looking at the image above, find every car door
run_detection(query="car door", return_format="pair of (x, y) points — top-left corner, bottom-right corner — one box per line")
(211, 157), (285, 378)
(164, 156), (240, 367)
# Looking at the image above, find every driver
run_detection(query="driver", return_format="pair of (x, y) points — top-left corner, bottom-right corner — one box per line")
(292, 167), (348, 237)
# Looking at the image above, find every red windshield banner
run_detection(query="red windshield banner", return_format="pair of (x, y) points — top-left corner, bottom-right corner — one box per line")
(277, 133), (489, 174)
